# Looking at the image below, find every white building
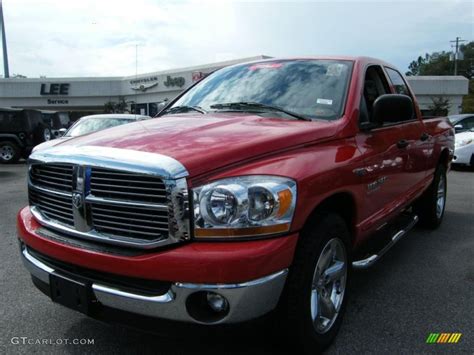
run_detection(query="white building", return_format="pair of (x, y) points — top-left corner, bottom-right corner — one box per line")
(0, 56), (469, 117)
(0, 55), (270, 117)
(406, 76), (469, 116)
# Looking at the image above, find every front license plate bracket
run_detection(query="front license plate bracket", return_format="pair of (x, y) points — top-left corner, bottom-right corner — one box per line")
(50, 273), (94, 315)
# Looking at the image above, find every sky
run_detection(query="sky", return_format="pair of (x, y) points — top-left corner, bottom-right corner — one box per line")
(1, 0), (472, 78)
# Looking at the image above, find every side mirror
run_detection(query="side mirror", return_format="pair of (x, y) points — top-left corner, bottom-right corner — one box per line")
(58, 128), (67, 136)
(372, 94), (414, 126)
(454, 124), (463, 132)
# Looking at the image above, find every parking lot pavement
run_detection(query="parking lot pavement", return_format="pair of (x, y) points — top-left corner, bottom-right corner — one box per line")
(0, 162), (473, 354)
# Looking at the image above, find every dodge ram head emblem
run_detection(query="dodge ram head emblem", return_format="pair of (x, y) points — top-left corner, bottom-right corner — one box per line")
(72, 193), (83, 209)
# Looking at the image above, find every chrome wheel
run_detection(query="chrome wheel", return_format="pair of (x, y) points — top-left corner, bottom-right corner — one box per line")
(0, 144), (14, 161)
(310, 238), (347, 334)
(436, 173), (446, 219)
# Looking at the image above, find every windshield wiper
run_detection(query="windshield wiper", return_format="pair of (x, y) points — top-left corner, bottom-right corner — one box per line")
(210, 101), (311, 121)
(161, 105), (207, 115)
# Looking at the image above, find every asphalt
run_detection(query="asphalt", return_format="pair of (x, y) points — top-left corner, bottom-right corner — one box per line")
(0, 162), (473, 354)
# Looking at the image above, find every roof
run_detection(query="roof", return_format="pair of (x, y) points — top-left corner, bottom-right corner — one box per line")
(406, 76), (469, 82)
(0, 107), (23, 112)
(448, 113), (474, 122)
(80, 114), (150, 120)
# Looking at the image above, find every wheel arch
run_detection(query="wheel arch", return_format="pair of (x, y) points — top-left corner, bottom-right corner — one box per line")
(438, 148), (450, 168)
(303, 192), (357, 246)
(0, 134), (24, 147)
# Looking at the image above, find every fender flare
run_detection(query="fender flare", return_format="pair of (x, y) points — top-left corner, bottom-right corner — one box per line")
(0, 134), (25, 148)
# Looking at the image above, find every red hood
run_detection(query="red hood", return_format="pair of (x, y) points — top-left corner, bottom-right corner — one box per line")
(58, 113), (339, 177)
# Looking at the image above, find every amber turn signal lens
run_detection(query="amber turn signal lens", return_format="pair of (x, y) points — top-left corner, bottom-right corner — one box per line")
(194, 223), (290, 238)
(277, 189), (293, 218)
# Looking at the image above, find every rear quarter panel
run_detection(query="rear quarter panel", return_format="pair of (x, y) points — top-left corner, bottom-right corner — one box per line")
(421, 117), (455, 175)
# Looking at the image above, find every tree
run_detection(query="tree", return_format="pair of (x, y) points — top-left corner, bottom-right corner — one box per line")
(462, 79), (474, 113)
(406, 41), (473, 79)
(428, 97), (450, 116)
(104, 96), (133, 113)
(406, 42), (474, 113)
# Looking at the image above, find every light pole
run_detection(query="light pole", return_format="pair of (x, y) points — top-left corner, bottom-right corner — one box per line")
(450, 37), (466, 76)
(0, 0), (10, 78)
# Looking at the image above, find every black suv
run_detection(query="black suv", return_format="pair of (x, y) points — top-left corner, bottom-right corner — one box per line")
(0, 108), (52, 163)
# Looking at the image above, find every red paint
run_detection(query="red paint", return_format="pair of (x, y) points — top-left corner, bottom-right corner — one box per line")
(18, 207), (298, 283)
(18, 56), (454, 281)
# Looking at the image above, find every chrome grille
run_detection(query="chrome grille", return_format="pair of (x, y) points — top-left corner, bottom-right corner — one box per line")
(30, 164), (73, 192)
(90, 203), (169, 240)
(90, 167), (167, 204)
(29, 188), (74, 227)
(27, 158), (190, 249)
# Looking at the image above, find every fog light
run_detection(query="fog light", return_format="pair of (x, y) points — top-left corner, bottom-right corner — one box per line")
(206, 292), (228, 313)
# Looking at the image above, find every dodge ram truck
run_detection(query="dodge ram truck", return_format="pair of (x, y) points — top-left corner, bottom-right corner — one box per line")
(17, 57), (454, 352)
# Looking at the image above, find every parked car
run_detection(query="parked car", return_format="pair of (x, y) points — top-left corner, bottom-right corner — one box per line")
(0, 107), (52, 163)
(453, 128), (474, 166)
(18, 57), (454, 352)
(448, 114), (474, 133)
(40, 110), (72, 138)
(32, 113), (150, 152)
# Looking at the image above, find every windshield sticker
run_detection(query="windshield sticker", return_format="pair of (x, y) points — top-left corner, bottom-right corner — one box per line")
(249, 63), (283, 70)
(317, 98), (333, 105)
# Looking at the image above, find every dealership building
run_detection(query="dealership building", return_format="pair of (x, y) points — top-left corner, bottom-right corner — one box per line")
(0, 55), (469, 117)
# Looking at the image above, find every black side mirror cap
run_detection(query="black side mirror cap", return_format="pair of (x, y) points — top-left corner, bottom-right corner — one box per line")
(373, 94), (414, 126)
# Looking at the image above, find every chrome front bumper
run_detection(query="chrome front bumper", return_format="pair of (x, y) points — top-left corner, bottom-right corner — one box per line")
(21, 247), (288, 324)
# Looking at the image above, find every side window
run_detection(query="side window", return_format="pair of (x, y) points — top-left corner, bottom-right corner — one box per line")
(461, 117), (474, 129)
(360, 66), (390, 125)
(385, 67), (416, 123)
(0, 112), (16, 130)
(385, 67), (410, 96)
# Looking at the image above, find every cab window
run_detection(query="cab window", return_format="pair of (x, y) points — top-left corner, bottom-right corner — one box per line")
(385, 67), (410, 96)
(359, 65), (390, 125)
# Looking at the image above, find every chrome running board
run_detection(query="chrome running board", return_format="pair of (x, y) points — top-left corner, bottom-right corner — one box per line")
(352, 215), (419, 269)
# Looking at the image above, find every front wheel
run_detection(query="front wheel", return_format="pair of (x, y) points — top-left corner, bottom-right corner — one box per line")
(283, 213), (351, 353)
(414, 164), (447, 229)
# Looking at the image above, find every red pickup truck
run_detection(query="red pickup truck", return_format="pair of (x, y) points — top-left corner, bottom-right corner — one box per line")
(18, 57), (454, 352)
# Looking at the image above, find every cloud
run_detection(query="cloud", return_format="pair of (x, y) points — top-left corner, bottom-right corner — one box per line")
(1, 0), (472, 77)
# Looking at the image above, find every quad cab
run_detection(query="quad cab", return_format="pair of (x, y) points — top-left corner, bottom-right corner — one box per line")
(17, 57), (454, 352)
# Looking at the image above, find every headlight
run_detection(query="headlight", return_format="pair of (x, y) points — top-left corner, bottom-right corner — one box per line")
(455, 138), (473, 148)
(193, 176), (297, 239)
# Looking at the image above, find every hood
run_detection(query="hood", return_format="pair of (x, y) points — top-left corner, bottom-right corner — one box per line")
(32, 137), (71, 153)
(55, 113), (340, 177)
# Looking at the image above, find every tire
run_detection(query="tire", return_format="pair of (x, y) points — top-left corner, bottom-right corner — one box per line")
(33, 123), (52, 144)
(0, 141), (21, 164)
(42, 126), (52, 142)
(283, 213), (351, 353)
(414, 164), (447, 229)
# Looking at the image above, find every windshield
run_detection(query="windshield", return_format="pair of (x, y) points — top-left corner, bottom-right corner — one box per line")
(65, 117), (134, 137)
(170, 59), (353, 120)
(58, 112), (70, 126)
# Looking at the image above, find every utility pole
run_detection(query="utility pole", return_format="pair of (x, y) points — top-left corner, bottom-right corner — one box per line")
(450, 37), (466, 75)
(0, 0), (10, 78)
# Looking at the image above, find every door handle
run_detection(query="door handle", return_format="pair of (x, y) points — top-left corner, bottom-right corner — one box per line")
(397, 139), (409, 149)
(420, 132), (431, 141)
